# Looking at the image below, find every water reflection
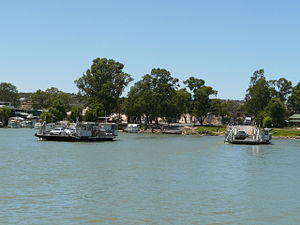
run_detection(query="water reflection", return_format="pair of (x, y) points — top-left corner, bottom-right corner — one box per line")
(251, 145), (260, 154)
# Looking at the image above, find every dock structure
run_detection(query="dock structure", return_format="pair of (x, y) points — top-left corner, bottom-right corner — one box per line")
(225, 125), (272, 145)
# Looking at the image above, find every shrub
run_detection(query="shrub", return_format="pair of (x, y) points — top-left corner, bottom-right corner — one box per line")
(262, 116), (272, 128)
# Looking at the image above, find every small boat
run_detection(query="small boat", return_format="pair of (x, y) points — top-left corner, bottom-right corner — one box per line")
(7, 117), (24, 128)
(34, 122), (42, 129)
(225, 125), (272, 144)
(124, 124), (140, 133)
(35, 122), (118, 142)
(162, 125), (183, 134)
(20, 120), (33, 128)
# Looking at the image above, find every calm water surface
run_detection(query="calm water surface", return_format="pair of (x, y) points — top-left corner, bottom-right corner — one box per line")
(1, 129), (300, 225)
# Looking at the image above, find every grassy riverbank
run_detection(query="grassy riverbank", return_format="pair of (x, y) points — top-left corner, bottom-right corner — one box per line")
(272, 128), (300, 138)
(135, 125), (300, 138)
(188, 126), (300, 138)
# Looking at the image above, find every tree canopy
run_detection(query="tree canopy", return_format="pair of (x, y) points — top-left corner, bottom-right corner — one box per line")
(244, 69), (271, 116)
(69, 105), (84, 122)
(184, 77), (217, 125)
(40, 111), (53, 123)
(288, 82), (300, 114)
(75, 58), (133, 114)
(31, 87), (71, 110)
(0, 106), (11, 125)
(269, 78), (292, 103)
(49, 99), (67, 122)
(0, 82), (19, 106)
(124, 75), (154, 123)
(244, 69), (292, 127)
(172, 88), (191, 123)
(264, 98), (287, 127)
(125, 68), (179, 124)
(83, 102), (105, 122)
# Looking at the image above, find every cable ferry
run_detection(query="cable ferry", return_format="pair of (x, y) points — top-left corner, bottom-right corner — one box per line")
(35, 121), (118, 142)
(224, 125), (272, 145)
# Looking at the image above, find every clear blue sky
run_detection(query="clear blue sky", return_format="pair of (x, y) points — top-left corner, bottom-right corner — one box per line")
(0, 0), (299, 99)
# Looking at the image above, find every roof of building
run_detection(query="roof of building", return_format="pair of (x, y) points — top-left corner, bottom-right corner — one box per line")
(289, 114), (300, 122)
(290, 114), (300, 119)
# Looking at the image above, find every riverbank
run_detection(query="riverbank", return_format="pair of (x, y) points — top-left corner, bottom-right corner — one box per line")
(135, 126), (226, 136)
(272, 128), (300, 139)
(137, 126), (300, 139)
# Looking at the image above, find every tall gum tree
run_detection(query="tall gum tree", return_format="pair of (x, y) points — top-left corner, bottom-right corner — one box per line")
(75, 58), (133, 115)
(125, 68), (179, 125)
(269, 78), (292, 103)
(184, 77), (217, 125)
(244, 69), (271, 117)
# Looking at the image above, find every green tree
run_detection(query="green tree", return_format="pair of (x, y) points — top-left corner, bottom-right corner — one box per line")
(31, 87), (71, 110)
(40, 111), (53, 123)
(193, 86), (217, 125)
(0, 107), (11, 125)
(173, 88), (191, 123)
(0, 82), (19, 107)
(288, 82), (300, 114)
(269, 78), (292, 103)
(183, 77), (205, 93)
(125, 74), (155, 124)
(46, 87), (72, 108)
(125, 68), (179, 124)
(70, 105), (84, 122)
(224, 100), (245, 124)
(184, 77), (217, 125)
(75, 58), (133, 114)
(31, 89), (50, 109)
(255, 110), (268, 126)
(265, 98), (287, 127)
(49, 99), (67, 121)
(150, 68), (179, 122)
(244, 69), (271, 116)
(210, 99), (227, 118)
(83, 102), (105, 122)
(262, 116), (272, 128)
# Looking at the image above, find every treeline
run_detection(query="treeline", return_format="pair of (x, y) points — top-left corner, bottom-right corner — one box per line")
(243, 69), (300, 127)
(0, 58), (300, 127)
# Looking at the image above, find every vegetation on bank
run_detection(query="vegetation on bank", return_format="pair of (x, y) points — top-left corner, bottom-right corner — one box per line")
(272, 128), (300, 137)
(184, 127), (300, 137)
(195, 126), (226, 135)
(0, 57), (300, 131)
(0, 106), (11, 125)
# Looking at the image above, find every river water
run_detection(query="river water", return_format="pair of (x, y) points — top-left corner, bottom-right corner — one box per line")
(0, 129), (300, 225)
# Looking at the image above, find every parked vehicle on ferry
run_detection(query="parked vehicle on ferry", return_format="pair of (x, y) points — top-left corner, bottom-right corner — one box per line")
(234, 130), (247, 140)
(49, 127), (65, 135)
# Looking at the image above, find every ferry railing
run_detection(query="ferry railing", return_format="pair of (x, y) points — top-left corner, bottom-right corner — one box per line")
(225, 127), (235, 142)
